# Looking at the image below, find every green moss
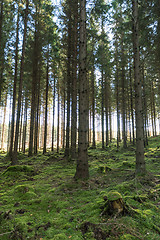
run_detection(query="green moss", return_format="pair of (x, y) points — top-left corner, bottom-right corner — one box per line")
(52, 233), (68, 240)
(107, 191), (122, 201)
(120, 234), (136, 240)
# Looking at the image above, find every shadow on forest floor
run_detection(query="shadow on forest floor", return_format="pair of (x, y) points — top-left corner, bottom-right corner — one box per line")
(0, 136), (160, 239)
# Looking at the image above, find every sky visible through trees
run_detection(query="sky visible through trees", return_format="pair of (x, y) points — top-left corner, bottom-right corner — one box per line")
(0, 0), (160, 176)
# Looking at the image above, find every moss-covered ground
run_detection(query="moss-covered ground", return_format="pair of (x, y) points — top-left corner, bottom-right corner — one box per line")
(1, 136), (160, 239)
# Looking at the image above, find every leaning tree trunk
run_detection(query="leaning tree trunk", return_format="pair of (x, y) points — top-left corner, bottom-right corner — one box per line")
(132, 0), (145, 174)
(74, 0), (89, 179)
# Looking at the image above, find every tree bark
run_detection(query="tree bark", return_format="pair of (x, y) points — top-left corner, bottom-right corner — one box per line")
(9, 3), (19, 156)
(74, 0), (89, 179)
(132, 0), (146, 174)
(12, 0), (29, 165)
(43, 57), (49, 154)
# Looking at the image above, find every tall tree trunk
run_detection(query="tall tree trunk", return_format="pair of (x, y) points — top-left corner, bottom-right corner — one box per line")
(19, 102), (24, 152)
(22, 98), (27, 153)
(74, 0), (89, 179)
(12, 0), (29, 165)
(43, 57), (49, 154)
(65, 0), (72, 157)
(34, 72), (40, 154)
(129, 63), (135, 145)
(1, 93), (7, 150)
(29, 11), (39, 156)
(101, 69), (104, 149)
(104, 72), (109, 147)
(71, 0), (78, 159)
(9, 4), (19, 156)
(57, 83), (60, 153)
(91, 65), (96, 148)
(132, 0), (145, 174)
(51, 77), (56, 151)
(63, 88), (66, 149)
(0, 0), (4, 102)
(121, 42), (127, 148)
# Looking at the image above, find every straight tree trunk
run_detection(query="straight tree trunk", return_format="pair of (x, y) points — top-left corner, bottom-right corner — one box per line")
(51, 77), (56, 151)
(0, 0), (4, 102)
(22, 98), (27, 153)
(129, 63), (135, 145)
(43, 58), (49, 154)
(91, 65), (96, 148)
(57, 83), (60, 153)
(29, 12), (39, 156)
(19, 102), (24, 151)
(132, 0), (146, 174)
(101, 69), (104, 149)
(1, 93), (7, 150)
(121, 42), (127, 148)
(71, 0), (78, 159)
(104, 72), (109, 147)
(74, 0), (89, 179)
(12, 0), (29, 165)
(9, 4), (19, 156)
(65, 0), (72, 157)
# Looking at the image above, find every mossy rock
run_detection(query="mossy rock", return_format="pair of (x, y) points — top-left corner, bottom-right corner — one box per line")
(107, 191), (122, 201)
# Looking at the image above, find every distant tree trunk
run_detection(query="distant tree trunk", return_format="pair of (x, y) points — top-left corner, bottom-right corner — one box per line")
(19, 102), (24, 151)
(101, 69), (104, 149)
(0, 0), (4, 102)
(43, 57), (49, 154)
(9, 4), (19, 156)
(141, 63), (148, 146)
(105, 73), (109, 147)
(65, 0), (72, 157)
(29, 11), (39, 156)
(12, 0), (29, 165)
(121, 41), (127, 148)
(71, 0), (78, 159)
(34, 72), (40, 154)
(63, 89), (66, 149)
(7, 97), (12, 152)
(129, 63), (135, 145)
(51, 77), (56, 151)
(109, 101), (112, 142)
(132, 0), (145, 174)
(74, 0), (89, 179)
(91, 65), (96, 148)
(22, 98), (27, 153)
(1, 93), (7, 150)
(61, 98), (64, 147)
(57, 83), (60, 153)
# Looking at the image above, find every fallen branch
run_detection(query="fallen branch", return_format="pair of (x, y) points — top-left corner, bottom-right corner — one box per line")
(0, 231), (13, 236)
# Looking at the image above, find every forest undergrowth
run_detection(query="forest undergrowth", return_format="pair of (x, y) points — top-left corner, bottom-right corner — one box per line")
(1, 136), (160, 240)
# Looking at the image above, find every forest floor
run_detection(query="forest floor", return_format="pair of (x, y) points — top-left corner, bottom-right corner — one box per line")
(1, 137), (160, 240)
